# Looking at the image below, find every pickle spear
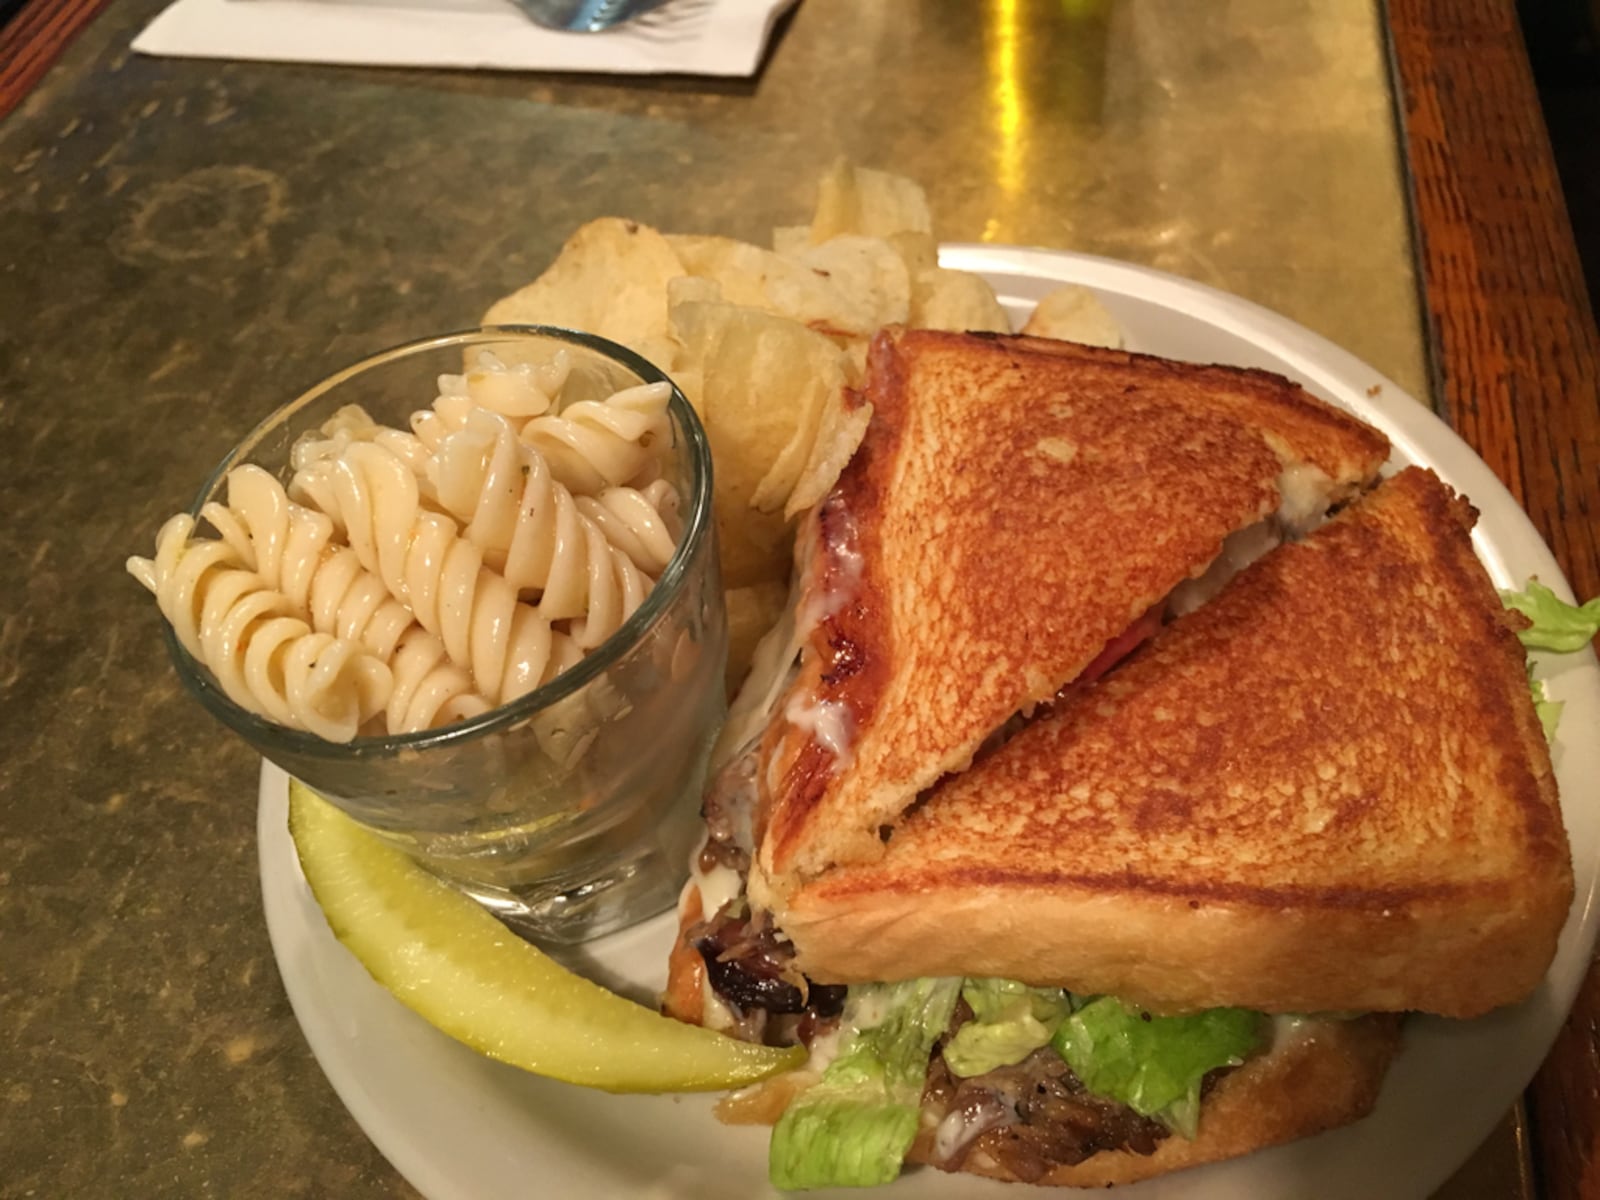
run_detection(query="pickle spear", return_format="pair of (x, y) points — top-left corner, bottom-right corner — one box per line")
(287, 780), (804, 1093)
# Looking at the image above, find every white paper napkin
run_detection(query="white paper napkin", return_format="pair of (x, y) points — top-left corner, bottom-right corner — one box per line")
(133, 0), (797, 77)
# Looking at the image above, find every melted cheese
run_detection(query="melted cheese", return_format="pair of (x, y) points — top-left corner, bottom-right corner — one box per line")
(1168, 519), (1282, 617)
(798, 505), (864, 635)
(784, 693), (855, 769)
(1168, 463), (1343, 618)
(1275, 461), (1338, 530)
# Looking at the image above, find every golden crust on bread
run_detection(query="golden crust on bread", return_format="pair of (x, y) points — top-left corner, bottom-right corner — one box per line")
(911, 1015), (1403, 1187)
(755, 330), (1390, 893)
(777, 468), (1571, 1017)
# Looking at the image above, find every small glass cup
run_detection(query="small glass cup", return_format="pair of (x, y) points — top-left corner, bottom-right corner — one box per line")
(168, 327), (727, 943)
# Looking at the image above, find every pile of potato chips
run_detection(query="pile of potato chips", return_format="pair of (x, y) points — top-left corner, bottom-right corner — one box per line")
(483, 162), (1121, 689)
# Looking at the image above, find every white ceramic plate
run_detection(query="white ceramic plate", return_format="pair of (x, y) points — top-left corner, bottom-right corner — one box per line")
(259, 247), (1600, 1200)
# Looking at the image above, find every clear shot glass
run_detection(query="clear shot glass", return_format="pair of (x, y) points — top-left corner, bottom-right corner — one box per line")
(167, 327), (727, 943)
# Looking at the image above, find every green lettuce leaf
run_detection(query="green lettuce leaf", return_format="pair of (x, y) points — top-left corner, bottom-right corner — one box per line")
(1501, 580), (1600, 653)
(769, 978), (962, 1190)
(1050, 998), (1264, 1138)
(942, 978), (1072, 1077)
(1529, 670), (1565, 741)
(1501, 580), (1598, 741)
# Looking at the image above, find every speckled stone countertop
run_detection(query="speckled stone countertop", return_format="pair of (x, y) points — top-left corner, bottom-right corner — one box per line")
(0, 0), (1525, 1195)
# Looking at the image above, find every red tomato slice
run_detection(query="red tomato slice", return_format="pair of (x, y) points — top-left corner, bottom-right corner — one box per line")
(1076, 603), (1165, 686)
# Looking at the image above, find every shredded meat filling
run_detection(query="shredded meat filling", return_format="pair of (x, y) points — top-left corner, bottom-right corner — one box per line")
(687, 733), (848, 1042)
(919, 1047), (1173, 1180)
(690, 907), (847, 1039)
(699, 737), (759, 875)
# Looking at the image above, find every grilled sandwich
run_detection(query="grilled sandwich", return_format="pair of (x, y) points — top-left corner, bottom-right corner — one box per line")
(662, 332), (1541, 1188)
(759, 464), (1570, 1186)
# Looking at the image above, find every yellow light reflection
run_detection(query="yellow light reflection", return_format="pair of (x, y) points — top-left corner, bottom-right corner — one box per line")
(988, 0), (1024, 232)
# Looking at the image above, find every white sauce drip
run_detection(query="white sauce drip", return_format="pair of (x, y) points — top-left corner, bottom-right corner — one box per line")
(931, 1102), (1013, 1164)
(798, 506), (864, 636)
(699, 973), (739, 1033)
(691, 860), (745, 920)
(784, 694), (855, 770)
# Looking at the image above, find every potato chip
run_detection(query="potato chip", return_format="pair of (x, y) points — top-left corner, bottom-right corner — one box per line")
(771, 225), (810, 257)
(666, 274), (724, 307)
(672, 299), (842, 509)
(786, 396), (872, 520)
(670, 299), (848, 585)
(725, 580), (791, 695)
(887, 230), (939, 280)
(483, 218), (685, 365)
(719, 506), (794, 592)
(666, 234), (878, 339)
(912, 268), (1013, 334)
(808, 160), (933, 243)
(1021, 284), (1124, 347)
(781, 236), (911, 331)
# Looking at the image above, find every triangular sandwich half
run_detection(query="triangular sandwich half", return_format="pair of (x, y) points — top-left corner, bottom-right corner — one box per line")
(752, 328), (1391, 900)
(775, 466), (1572, 1020)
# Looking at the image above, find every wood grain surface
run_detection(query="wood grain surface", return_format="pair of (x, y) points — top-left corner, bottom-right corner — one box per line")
(1387, 2), (1600, 1198)
(0, 0), (113, 119)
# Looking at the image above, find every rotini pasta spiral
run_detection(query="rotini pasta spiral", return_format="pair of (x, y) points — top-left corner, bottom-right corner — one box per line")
(205, 465), (412, 659)
(312, 441), (576, 704)
(288, 404), (382, 471)
(411, 349), (570, 454)
(201, 465), (494, 733)
(431, 408), (679, 647)
(126, 516), (390, 742)
(519, 380), (672, 494)
(574, 479), (682, 575)
(386, 627), (498, 734)
(291, 409), (436, 510)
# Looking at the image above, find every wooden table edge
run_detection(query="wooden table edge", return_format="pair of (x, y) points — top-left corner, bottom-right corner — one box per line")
(1385, 2), (1600, 1198)
(0, 0), (114, 120)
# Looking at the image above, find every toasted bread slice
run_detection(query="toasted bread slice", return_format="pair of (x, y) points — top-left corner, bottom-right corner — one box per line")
(773, 468), (1570, 1017)
(752, 329), (1390, 897)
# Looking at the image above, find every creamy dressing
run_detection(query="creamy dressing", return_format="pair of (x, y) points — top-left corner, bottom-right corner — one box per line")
(931, 1101), (1014, 1163)
(843, 987), (897, 1030)
(691, 858), (746, 920)
(699, 973), (740, 1033)
(804, 1025), (844, 1075)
